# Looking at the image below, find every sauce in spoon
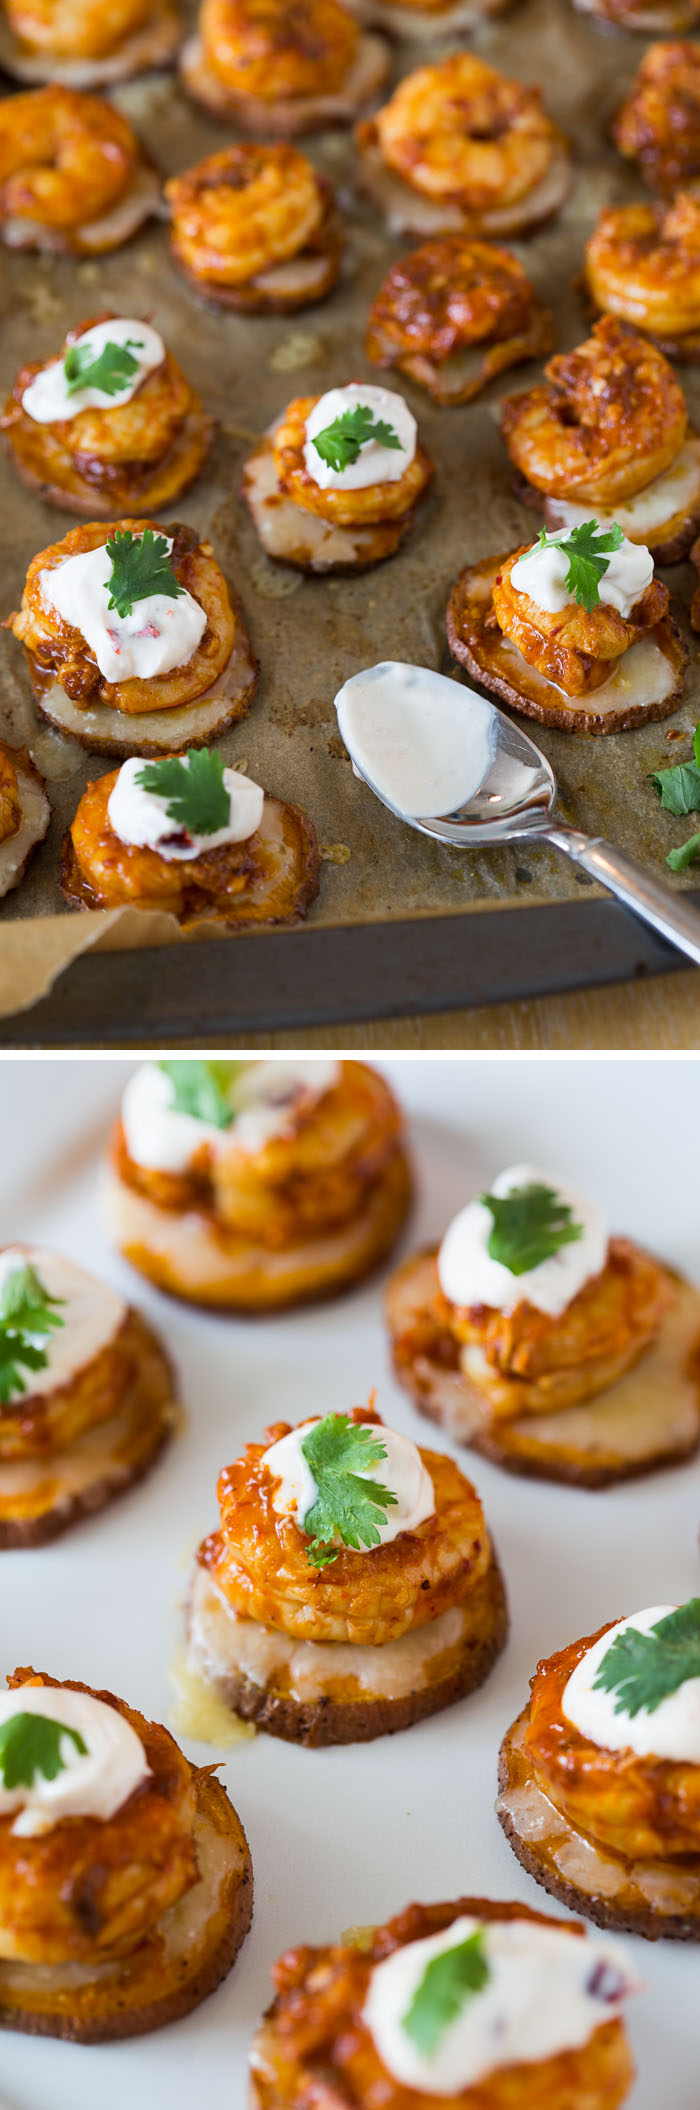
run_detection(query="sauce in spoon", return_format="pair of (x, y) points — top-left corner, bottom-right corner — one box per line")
(335, 661), (494, 820)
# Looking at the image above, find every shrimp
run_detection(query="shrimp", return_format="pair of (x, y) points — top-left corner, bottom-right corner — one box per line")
(273, 391), (433, 527)
(198, 0), (358, 100)
(585, 194), (700, 343)
(165, 144), (324, 285)
(613, 39), (700, 192)
(500, 317), (688, 503)
(4, 0), (148, 58)
(374, 53), (559, 210)
(0, 84), (140, 231)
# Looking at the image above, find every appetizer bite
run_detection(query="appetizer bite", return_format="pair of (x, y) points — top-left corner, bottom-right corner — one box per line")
(613, 41), (700, 194)
(500, 318), (700, 562)
(355, 54), (572, 238)
(180, 0), (389, 134)
(0, 1244), (178, 1546)
(250, 1895), (637, 2106)
(498, 1598), (700, 1940)
(186, 1402), (507, 1745)
(0, 739), (50, 901)
(242, 381), (433, 573)
(60, 750), (320, 928)
(1, 313), (213, 517)
(0, 0), (181, 85)
(0, 84), (159, 253)
(345, 0), (512, 37)
(446, 520), (687, 734)
(166, 145), (343, 313)
(0, 1665), (252, 2038)
(585, 195), (700, 364)
(103, 1057), (412, 1310)
(386, 1164), (700, 1483)
(4, 520), (258, 756)
(366, 237), (554, 407)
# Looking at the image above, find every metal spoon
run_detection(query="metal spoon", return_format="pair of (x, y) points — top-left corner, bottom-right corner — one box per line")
(339, 680), (700, 968)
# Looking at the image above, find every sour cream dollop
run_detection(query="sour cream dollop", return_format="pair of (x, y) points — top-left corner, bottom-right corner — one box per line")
(0, 1684), (151, 1838)
(510, 528), (654, 620)
(121, 1058), (340, 1172)
(262, 1416), (435, 1548)
(437, 1165), (608, 1318)
(22, 320), (165, 426)
(363, 1914), (636, 2096)
(335, 662), (495, 820)
(563, 1604), (700, 1762)
(0, 1246), (126, 1398)
(304, 384), (416, 491)
(40, 536), (207, 684)
(107, 756), (265, 862)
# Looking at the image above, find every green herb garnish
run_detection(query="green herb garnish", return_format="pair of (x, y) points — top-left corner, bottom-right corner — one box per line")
(105, 528), (185, 621)
(64, 336), (144, 399)
(136, 751), (231, 839)
(479, 1182), (584, 1277)
(300, 1414), (398, 1569)
(0, 1711), (87, 1790)
(533, 520), (625, 614)
(594, 1599), (700, 1718)
(403, 1930), (491, 2058)
(311, 403), (402, 474)
(158, 1059), (242, 1130)
(0, 1262), (65, 1406)
(650, 722), (700, 870)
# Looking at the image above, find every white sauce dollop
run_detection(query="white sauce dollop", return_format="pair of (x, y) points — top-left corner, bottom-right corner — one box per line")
(304, 384), (416, 491)
(363, 1914), (636, 2096)
(121, 1058), (340, 1172)
(0, 1246), (126, 1398)
(21, 319), (165, 426)
(0, 1684), (151, 1838)
(335, 662), (495, 820)
(563, 1604), (700, 1761)
(107, 755), (264, 862)
(437, 1164), (608, 1318)
(511, 528), (654, 619)
(262, 1416), (435, 1548)
(40, 536), (207, 684)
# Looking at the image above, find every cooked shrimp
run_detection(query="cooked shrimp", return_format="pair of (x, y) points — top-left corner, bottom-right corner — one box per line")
(0, 84), (139, 231)
(374, 54), (558, 209)
(165, 144), (324, 285)
(0, 746), (21, 846)
(198, 0), (358, 99)
(4, 0), (149, 57)
(273, 392), (432, 526)
(491, 544), (669, 696)
(367, 235), (546, 360)
(585, 193), (700, 342)
(500, 317), (687, 502)
(527, 1629), (700, 1861)
(613, 40), (700, 192)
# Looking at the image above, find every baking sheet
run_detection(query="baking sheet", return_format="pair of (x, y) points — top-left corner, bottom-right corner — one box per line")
(0, 0), (699, 1020)
(1, 1052), (699, 2109)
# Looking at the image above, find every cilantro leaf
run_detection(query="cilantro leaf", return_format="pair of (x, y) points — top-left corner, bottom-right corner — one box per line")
(64, 336), (144, 399)
(667, 832), (700, 872)
(480, 1182), (583, 1277)
(0, 1711), (87, 1790)
(403, 1930), (491, 2057)
(0, 1262), (65, 1407)
(158, 1059), (242, 1129)
(136, 751), (231, 839)
(105, 528), (185, 621)
(535, 520), (625, 614)
(311, 404), (402, 474)
(594, 1600), (700, 1718)
(649, 760), (700, 818)
(300, 1414), (398, 1567)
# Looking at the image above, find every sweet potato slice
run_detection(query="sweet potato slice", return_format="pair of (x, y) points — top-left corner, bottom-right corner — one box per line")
(2, 402), (214, 519)
(242, 434), (426, 573)
(355, 125), (572, 237)
(179, 28), (388, 133)
(59, 792), (321, 928)
(0, 0), (181, 85)
(31, 593), (258, 757)
(1, 163), (161, 256)
(0, 743), (50, 901)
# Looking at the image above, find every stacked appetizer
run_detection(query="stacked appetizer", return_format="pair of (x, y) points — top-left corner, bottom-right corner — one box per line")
(242, 381), (433, 573)
(355, 54), (572, 236)
(0, 0), (181, 83)
(386, 1163), (700, 1482)
(0, 1243), (177, 1546)
(180, 0), (389, 132)
(166, 145), (343, 313)
(366, 237), (554, 406)
(0, 740), (49, 901)
(250, 1895), (637, 2107)
(103, 1058), (412, 1308)
(0, 1666), (252, 2039)
(585, 196), (700, 363)
(0, 84), (159, 253)
(498, 1597), (700, 1940)
(612, 41), (700, 193)
(186, 1401), (507, 1744)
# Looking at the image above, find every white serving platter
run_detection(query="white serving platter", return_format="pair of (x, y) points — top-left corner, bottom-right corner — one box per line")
(0, 1054), (698, 2110)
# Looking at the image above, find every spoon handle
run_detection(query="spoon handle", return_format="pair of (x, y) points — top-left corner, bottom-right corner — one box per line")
(545, 823), (700, 967)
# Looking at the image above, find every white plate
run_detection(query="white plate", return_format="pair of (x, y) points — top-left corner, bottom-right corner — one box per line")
(0, 1055), (699, 2110)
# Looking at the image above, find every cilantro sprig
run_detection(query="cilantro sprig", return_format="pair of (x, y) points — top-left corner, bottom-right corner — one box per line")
(105, 529), (185, 621)
(159, 1059), (242, 1130)
(299, 1414), (398, 1568)
(311, 404), (402, 474)
(594, 1599), (700, 1718)
(0, 1711), (87, 1791)
(650, 721), (700, 872)
(0, 1262), (65, 1406)
(532, 520), (625, 615)
(136, 751), (231, 840)
(64, 336), (144, 399)
(403, 1930), (491, 2058)
(480, 1182), (584, 1277)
